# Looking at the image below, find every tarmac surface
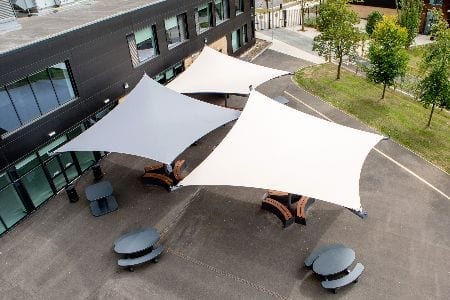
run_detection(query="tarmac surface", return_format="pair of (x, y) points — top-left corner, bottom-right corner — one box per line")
(0, 49), (449, 299)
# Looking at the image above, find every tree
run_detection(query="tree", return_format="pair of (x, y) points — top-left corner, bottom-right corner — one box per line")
(313, 0), (360, 80)
(398, 0), (424, 48)
(418, 9), (450, 127)
(366, 11), (383, 36)
(367, 16), (409, 99)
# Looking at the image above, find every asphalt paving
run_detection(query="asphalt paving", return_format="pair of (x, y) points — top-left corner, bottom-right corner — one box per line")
(0, 49), (449, 300)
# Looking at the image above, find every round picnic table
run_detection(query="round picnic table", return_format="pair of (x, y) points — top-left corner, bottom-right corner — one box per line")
(312, 247), (355, 277)
(114, 227), (160, 255)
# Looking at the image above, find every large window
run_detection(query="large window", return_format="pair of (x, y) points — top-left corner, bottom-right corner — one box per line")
(128, 25), (159, 67)
(165, 13), (189, 49)
(429, 0), (443, 5)
(195, 2), (213, 34)
(235, 0), (244, 15)
(215, 0), (230, 24)
(0, 61), (76, 135)
(153, 61), (185, 85)
(242, 24), (248, 45)
(0, 173), (27, 229)
(232, 29), (241, 53)
(0, 109), (112, 236)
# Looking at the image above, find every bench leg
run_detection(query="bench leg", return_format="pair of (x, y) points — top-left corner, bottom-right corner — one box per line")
(128, 266), (134, 272)
(332, 289), (337, 294)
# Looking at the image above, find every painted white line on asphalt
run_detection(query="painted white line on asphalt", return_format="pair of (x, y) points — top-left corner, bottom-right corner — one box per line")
(283, 91), (450, 200)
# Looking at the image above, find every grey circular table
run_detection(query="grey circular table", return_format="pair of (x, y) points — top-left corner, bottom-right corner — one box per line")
(114, 228), (160, 255)
(312, 247), (355, 276)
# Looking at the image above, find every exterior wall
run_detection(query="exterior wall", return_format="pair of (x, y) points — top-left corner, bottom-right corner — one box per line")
(0, 0), (255, 170)
(0, 0), (255, 235)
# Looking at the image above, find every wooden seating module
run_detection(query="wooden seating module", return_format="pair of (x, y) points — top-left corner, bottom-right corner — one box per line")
(321, 263), (364, 294)
(144, 163), (165, 174)
(141, 173), (173, 192)
(295, 196), (315, 225)
(171, 159), (185, 183)
(261, 197), (294, 228)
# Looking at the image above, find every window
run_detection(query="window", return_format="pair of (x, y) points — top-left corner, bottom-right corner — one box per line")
(232, 29), (241, 52)
(242, 24), (248, 45)
(429, 0), (443, 5)
(165, 13), (189, 49)
(215, 0), (230, 24)
(128, 25), (159, 67)
(0, 173), (27, 229)
(0, 61), (76, 135)
(195, 2), (213, 34)
(153, 61), (185, 85)
(235, 0), (244, 15)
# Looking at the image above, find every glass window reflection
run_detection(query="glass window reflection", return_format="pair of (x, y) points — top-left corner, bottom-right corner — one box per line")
(48, 63), (75, 104)
(6, 78), (41, 125)
(21, 166), (53, 207)
(0, 185), (27, 228)
(28, 69), (60, 114)
(0, 87), (21, 134)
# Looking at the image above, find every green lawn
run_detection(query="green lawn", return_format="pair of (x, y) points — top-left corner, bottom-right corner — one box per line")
(406, 45), (429, 77)
(295, 63), (450, 173)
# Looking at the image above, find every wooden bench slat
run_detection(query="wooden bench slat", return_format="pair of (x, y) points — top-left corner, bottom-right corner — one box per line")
(142, 173), (173, 192)
(144, 163), (165, 174)
(261, 198), (294, 228)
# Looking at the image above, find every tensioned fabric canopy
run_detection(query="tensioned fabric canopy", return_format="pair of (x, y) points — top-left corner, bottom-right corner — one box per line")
(179, 91), (384, 211)
(167, 46), (290, 95)
(55, 74), (240, 164)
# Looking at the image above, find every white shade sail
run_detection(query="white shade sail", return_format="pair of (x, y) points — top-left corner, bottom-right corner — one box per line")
(55, 75), (240, 164)
(167, 46), (290, 95)
(180, 91), (383, 210)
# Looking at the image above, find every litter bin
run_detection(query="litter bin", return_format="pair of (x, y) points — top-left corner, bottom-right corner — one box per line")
(92, 163), (103, 180)
(66, 184), (79, 203)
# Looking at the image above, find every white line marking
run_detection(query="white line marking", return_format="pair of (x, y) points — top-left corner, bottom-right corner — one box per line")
(283, 91), (450, 200)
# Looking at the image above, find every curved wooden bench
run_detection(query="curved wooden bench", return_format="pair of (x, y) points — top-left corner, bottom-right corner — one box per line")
(322, 263), (364, 293)
(142, 173), (173, 192)
(118, 245), (165, 272)
(295, 196), (315, 225)
(144, 163), (165, 174)
(171, 159), (185, 183)
(261, 198), (294, 228)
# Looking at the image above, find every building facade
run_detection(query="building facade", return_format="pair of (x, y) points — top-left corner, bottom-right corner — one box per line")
(0, 0), (256, 236)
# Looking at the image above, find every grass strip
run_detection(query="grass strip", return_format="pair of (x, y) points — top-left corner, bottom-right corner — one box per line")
(294, 63), (450, 173)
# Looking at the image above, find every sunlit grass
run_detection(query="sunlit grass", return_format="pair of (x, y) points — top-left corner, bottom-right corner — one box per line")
(295, 63), (450, 173)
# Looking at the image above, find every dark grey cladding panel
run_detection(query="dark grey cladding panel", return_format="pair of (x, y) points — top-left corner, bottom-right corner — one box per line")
(70, 27), (131, 62)
(64, 13), (133, 48)
(0, 40), (71, 85)
(76, 60), (132, 99)
(0, 99), (85, 166)
(75, 45), (132, 86)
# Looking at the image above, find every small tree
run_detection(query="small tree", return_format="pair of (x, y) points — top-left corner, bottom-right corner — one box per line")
(313, 0), (360, 80)
(367, 16), (409, 99)
(398, 0), (424, 48)
(366, 11), (383, 36)
(418, 9), (450, 127)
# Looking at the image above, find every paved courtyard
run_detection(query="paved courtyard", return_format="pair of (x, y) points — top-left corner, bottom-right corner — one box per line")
(0, 49), (449, 300)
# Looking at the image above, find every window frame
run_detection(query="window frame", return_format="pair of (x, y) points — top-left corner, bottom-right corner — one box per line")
(195, 2), (214, 34)
(129, 25), (159, 67)
(165, 12), (189, 50)
(214, 0), (230, 25)
(0, 61), (77, 138)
